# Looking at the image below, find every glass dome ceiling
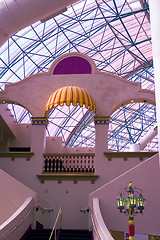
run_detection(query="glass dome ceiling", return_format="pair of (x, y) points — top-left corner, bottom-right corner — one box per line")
(0, 0), (157, 151)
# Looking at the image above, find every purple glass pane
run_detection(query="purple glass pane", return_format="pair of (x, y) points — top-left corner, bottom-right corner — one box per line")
(53, 56), (92, 74)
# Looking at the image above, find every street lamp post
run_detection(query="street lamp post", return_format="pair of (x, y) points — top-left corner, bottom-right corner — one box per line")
(116, 182), (145, 240)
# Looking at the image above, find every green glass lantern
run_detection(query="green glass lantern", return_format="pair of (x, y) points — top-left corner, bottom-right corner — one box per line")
(128, 193), (137, 209)
(137, 194), (145, 211)
(116, 194), (125, 211)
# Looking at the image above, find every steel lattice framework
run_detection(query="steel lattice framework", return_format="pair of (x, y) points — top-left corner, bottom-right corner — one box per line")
(0, 0), (157, 151)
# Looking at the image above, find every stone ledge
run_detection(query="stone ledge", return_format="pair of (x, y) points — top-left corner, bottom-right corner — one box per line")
(104, 151), (158, 161)
(43, 153), (95, 157)
(0, 152), (34, 161)
(37, 173), (99, 184)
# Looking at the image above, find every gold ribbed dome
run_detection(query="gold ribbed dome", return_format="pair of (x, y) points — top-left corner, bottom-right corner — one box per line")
(45, 86), (96, 115)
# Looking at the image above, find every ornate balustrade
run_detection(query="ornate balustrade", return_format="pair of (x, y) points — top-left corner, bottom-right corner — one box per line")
(43, 154), (95, 173)
(37, 153), (98, 184)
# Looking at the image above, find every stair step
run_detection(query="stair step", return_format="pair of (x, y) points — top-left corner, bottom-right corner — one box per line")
(59, 229), (92, 240)
(24, 229), (53, 240)
(25, 229), (92, 240)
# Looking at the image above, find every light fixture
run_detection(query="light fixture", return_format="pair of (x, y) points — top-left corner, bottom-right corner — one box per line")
(116, 182), (145, 240)
(128, 193), (137, 209)
(136, 194), (145, 212)
(116, 194), (125, 211)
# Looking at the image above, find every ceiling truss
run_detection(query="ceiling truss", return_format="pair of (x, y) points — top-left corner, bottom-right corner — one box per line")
(0, 0), (157, 152)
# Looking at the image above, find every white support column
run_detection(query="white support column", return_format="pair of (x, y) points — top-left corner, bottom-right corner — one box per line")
(149, 1), (160, 160)
(31, 117), (47, 172)
(129, 125), (157, 151)
(94, 117), (109, 175)
(139, 125), (157, 150)
(94, 117), (109, 152)
(129, 144), (140, 152)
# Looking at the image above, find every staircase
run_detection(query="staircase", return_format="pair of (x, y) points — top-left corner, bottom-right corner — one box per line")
(24, 229), (53, 240)
(58, 229), (93, 240)
(24, 229), (92, 240)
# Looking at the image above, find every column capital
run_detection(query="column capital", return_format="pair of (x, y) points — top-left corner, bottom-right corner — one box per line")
(94, 116), (110, 125)
(31, 117), (48, 125)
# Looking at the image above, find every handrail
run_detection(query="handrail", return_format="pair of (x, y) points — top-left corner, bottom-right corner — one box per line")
(81, 205), (114, 240)
(89, 206), (101, 240)
(1, 202), (54, 240)
(35, 203), (54, 212)
(1, 205), (35, 240)
(92, 198), (114, 240)
(81, 206), (101, 240)
(49, 206), (62, 240)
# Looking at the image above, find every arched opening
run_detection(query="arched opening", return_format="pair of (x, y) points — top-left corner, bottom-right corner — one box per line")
(46, 104), (95, 147)
(108, 102), (157, 152)
(45, 86), (96, 147)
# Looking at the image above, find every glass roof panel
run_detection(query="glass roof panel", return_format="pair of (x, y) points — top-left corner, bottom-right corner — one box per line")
(0, 0), (156, 151)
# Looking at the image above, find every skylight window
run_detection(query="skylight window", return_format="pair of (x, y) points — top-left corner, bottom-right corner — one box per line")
(0, 0), (156, 151)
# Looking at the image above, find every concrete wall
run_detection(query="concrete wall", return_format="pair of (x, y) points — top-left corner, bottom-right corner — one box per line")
(0, 197), (35, 240)
(0, 53), (158, 236)
(0, 170), (36, 225)
(0, 151), (155, 231)
(8, 124), (32, 149)
(7, 123), (95, 154)
(0, 155), (97, 229)
(89, 153), (160, 236)
(0, 53), (155, 118)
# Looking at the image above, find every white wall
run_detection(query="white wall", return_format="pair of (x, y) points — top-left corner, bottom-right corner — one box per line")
(89, 153), (160, 236)
(0, 197), (35, 240)
(9, 124), (32, 149)
(0, 152), (156, 231)
(0, 169), (36, 225)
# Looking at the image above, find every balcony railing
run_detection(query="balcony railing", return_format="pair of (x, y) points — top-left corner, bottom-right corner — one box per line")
(43, 154), (95, 173)
(37, 153), (99, 184)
